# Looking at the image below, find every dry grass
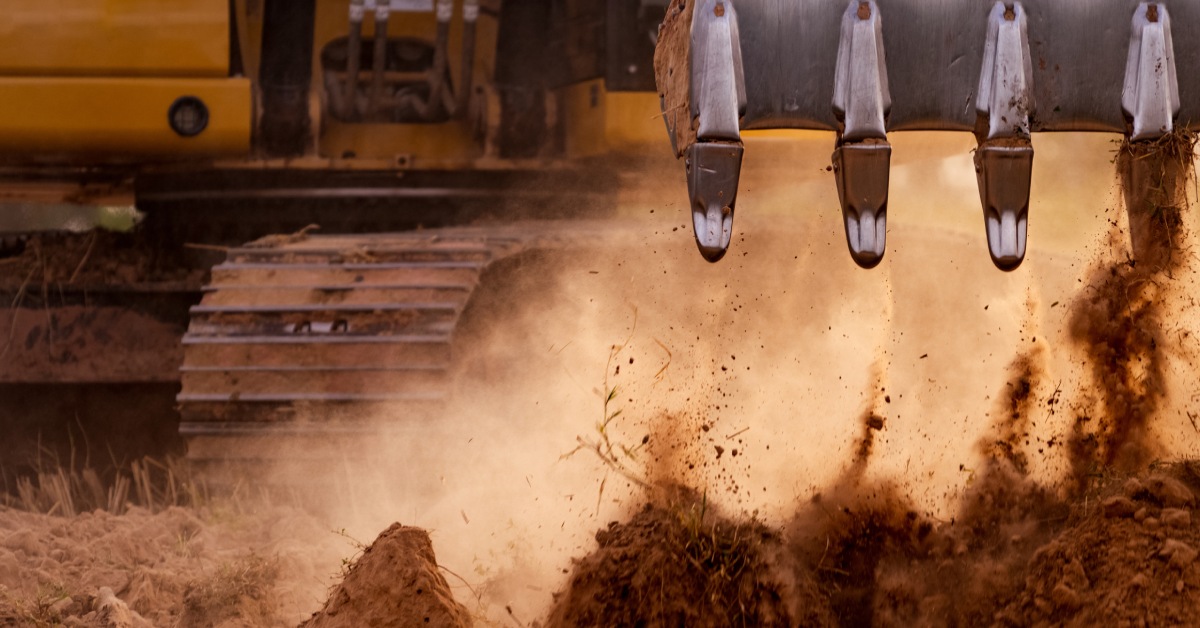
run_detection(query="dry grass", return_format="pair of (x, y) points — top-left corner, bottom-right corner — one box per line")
(1, 455), (205, 516)
(0, 582), (74, 627)
(180, 554), (280, 628)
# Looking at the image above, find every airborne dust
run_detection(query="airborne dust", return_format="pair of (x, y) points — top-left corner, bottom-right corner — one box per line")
(252, 128), (1200, 626)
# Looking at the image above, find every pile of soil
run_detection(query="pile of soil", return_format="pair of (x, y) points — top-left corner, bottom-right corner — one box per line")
(546, 488), (833, 627)
(545, 464), (1200, 627)
(301, 523), (471, 628)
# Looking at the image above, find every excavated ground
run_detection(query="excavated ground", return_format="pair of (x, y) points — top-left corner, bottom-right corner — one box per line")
(545, 464), (1200, 627)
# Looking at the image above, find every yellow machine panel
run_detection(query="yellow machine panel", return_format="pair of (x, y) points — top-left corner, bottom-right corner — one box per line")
(0, 0), (229, 77)
(562, 80), (668, 158)
(0, 77), (251, 158)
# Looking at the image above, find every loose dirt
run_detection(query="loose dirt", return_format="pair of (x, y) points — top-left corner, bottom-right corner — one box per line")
(301, 523), (471, 628)
(546, 487), (832, 627)
(0, 503), (347, 627)
(0, 230), (205, 289)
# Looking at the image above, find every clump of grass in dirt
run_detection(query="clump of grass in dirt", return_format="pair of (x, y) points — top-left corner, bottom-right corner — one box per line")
(1113, 127), (1197, 274)
(180, 554), (280, 628)
(0, 582), (78, 627)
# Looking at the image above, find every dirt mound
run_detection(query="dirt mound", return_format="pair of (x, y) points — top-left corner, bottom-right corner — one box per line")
(999, 466), (1200, 626)
(302, 523), (472, 628)
(546, 488), (834, 627)
(549, 464), (1200, 626)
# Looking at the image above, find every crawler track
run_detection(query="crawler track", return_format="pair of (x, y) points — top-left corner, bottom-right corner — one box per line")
(178, 226), (545, 481)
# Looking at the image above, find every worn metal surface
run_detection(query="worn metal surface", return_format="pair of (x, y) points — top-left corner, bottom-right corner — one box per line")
(690, 0), (746, 141)
(832, 0), (890, 141)
(833, 140), (890, 268)
(1123, 3), (1180, 139)
(976, 143), (1034, 270)
(733, 0), (1200, 133)
(685, 141), (743, 261)
(977, 2), (1033, 140)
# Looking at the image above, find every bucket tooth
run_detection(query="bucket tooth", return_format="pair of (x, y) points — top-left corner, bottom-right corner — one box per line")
(975, 2), (1034, 271)
(975, 143), (1033, 271)
(683, 0), (746, 263)
(687, 142), (743, 262)
(833, 141), (890, 269)
(832, 1), (891, 269)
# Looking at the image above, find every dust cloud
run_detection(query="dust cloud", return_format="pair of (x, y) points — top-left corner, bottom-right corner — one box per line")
(276, 131), (1200, 624)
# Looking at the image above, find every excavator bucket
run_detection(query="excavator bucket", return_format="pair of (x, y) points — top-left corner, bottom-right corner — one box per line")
(655, 0), (1200, 270)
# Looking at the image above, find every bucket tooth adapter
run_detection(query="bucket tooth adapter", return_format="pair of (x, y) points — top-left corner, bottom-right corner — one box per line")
(655, 0), (1200, 270)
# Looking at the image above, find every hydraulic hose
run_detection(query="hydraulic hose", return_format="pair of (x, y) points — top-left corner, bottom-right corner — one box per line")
(342, 0), (365, 120)
(368, 1), (390, 120)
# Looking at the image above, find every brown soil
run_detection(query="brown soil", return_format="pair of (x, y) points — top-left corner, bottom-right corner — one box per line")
(653, 0), (696, 158)
(3, 134), (1198, 628)
(546, 487), (831, 627)
(0, 230), (205, 289)
(546, 463), (1200, 627)
(301, 523), (472, 628)
(0, 306), (185, 383)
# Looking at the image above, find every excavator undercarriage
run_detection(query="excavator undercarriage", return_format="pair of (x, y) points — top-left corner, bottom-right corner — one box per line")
(179, 227), (531, 482)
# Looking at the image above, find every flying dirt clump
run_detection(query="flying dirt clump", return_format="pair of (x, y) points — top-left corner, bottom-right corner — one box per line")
(859, 350), (1066, 626)
(301, 523), (471, 628)
(1067, 131), (1198, 479)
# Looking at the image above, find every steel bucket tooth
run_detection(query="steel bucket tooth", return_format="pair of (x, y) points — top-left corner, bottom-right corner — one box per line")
(686, 141), (743, 262)
(833, 141), (890, 269)
(975, 143), (1033, 271)
(660, 0), (746, 263)
(650, 0), (1200, 273)
(1123, 2), (1178, 142)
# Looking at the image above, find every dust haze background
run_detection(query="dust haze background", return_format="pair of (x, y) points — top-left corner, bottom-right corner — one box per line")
(281, 132), (1200, 623)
